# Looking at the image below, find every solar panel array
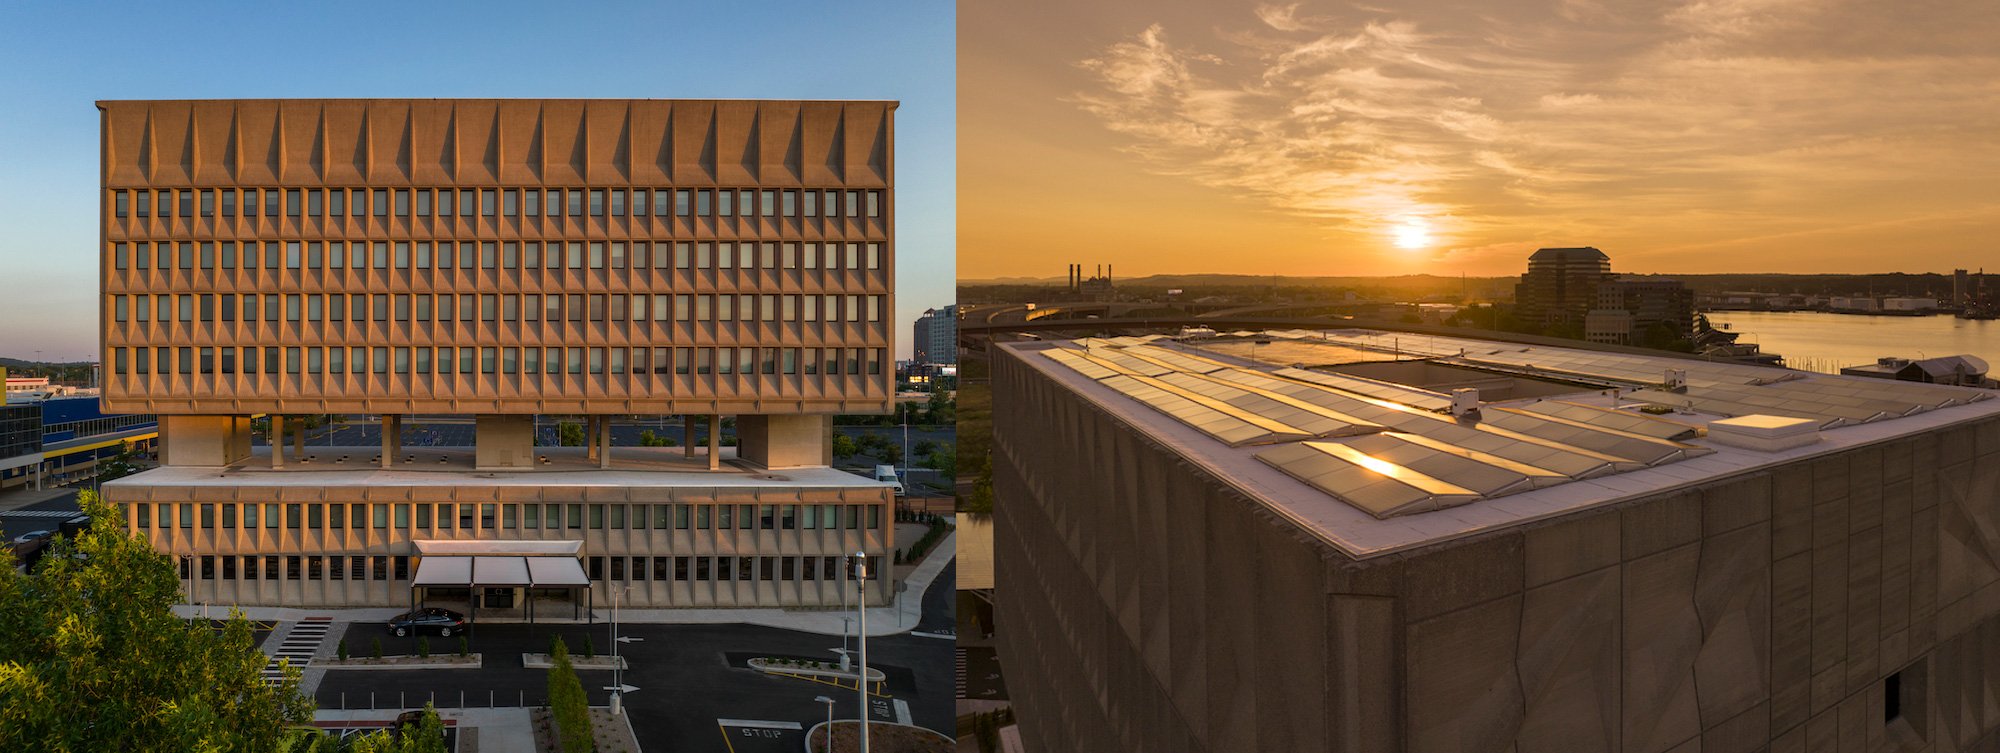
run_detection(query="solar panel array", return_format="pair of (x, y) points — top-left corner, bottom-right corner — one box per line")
(1037, 340), (1722, 519)
(1215, 329), (1993, 429)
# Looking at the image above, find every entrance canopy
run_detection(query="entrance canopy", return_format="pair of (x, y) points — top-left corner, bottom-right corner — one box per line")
(410, 540), (587, 588)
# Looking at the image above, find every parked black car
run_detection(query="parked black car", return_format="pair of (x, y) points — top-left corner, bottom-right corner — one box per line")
(386, 607), (466, 637)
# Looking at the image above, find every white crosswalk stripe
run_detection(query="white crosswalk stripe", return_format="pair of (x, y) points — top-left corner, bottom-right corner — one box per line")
(954, 648), (968, 698)
(262, 618), (333, 687)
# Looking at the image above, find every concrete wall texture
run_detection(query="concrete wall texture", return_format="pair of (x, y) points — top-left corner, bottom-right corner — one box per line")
(992, 346), (2000, 753)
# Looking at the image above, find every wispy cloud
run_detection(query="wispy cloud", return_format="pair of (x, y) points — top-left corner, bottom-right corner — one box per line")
(1070, 0), (2000, 267)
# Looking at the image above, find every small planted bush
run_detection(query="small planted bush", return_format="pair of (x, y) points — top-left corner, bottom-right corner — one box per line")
(372, 637), (383, 659)
(337, 639), (349, 662)
(417, 637), (430, 659)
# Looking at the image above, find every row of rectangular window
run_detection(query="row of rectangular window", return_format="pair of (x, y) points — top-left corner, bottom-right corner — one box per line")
(136, 501), (880, 531)
(178, 553), (858, 585)
(113, 240), (883, 273)
(113, 292), (883, 326)
(113, 187), (883, 221)
(112, 346), (886, 378)
(43, 414), (158, 437)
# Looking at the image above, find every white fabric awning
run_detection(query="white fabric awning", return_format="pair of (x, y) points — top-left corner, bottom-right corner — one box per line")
(525, 556), (591, 586)
(472, 556), (534, 586)
(411, 556), (472, 586)
(413, 554), (587, 588)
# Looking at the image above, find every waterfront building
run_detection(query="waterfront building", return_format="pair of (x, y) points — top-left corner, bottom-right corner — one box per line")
(995, 328), (2000, 752)
(98, 98), (900, 612)
(1513, 247), (1611, 329)
(912, 304), (957, 366)
(1585, 277), (1694, 346)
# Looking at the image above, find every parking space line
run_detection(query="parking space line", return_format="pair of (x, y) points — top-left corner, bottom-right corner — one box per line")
(718, 723), (737, 753)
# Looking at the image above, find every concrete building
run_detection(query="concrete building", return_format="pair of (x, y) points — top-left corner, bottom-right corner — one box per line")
(1586, 277), (1694, 346)
(0, 395), (158, 491)
(912, 303), (957, 365)
(1514, 246), (1611, 329)
(993, 328), (2000, 753)
(98, 98), (901, 612)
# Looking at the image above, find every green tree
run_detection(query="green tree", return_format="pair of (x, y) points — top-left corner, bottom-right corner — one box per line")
(831, 433), (859, 459)
(558, 422), (584, 447)
(0, 491), (314, 749)
(913, 439), (938, 458)
(546, 636), (594, 753)
(331, 703), (446, 753)
(923, 442), (958, 485)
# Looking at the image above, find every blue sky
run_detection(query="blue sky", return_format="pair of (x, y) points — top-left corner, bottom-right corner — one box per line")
(0, 1), (954, 360)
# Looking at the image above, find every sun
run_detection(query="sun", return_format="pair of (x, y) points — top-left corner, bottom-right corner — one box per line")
(1392, 219), (1432, 249)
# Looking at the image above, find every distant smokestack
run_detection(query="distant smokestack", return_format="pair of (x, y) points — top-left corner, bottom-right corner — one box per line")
(1108, 264), (1113, 283)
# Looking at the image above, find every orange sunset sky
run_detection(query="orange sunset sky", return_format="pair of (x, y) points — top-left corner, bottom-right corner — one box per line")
(960, 0), (2000, 281)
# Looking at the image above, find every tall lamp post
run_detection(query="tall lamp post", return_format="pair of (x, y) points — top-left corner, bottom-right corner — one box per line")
(814, 695), (835, 752)
(607, 585), (642, 715)
(852, 551), (871, 753)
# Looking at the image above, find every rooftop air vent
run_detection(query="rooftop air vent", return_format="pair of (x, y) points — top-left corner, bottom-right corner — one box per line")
(1450, 388), (1480, 418)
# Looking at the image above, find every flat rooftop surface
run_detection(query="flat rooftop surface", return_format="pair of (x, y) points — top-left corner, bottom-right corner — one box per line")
(1008, 329), (2000, 559)
(107, 446), (886, 490)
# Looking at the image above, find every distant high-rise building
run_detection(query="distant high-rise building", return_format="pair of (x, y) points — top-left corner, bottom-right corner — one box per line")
(1514, 247), (1611, 328)
(912, 304), (958, 366)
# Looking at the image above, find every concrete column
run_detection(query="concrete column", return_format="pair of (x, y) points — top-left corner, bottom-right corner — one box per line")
(584, 414), (600, 462)
(475, 415), (535, 469)
(683, 415), (695, 459)
(271, 415), (286, 469)
(293, 417), (307, 458)
(381, 414), (396, 468)
(708, 414), (722, 471)
(599, 417), (613, 469)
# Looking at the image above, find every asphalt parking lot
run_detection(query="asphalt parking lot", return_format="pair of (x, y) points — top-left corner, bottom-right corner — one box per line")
(317, 621), (953, 753)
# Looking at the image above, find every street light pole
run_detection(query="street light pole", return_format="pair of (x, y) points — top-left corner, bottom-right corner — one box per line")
(853, 551), (870, 753)
(610, 586), (625, 715)
(815, 695), (835, 753)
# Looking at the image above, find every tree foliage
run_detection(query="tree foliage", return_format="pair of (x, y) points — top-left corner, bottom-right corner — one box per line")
(545, 636), (594, 753)
(0, 491), (314, 750)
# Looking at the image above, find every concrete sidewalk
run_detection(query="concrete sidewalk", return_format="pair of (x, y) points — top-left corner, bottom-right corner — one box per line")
(175, 532), (955, 638)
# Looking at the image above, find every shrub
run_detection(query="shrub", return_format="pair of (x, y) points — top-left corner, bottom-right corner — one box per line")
(417, 637), (430, 659)
(582, 634), (595, 659)
(372, 637), (383, 659)
(458, 636), (469, 657)
(546, 636), (594, 753)
(337, 639), (349, 662)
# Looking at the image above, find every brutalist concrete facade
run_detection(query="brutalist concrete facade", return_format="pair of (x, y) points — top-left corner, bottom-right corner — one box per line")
(993, 346), (2000, 753)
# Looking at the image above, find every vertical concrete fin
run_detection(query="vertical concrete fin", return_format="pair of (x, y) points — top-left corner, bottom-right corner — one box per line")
(483, 108), (501, 177)
(394, 103), (413, 180)
(224, 104), (241, 181)
(528, 104), (546, 181)
(742, 107), (761, 181)
(312, 106), (328, 180)
(828, 107), (846, 182)
(613, 104), (632, 181)
(868, 109), (889, 182)
(273, 106), (288, 182)
(358, 105), (373, 181)
(140, 106), (155, 180)
(700, 106), (718, 180)
(657, 103), (675, 182)
(444, 102), (459, 182)
(785, 108), (804, 180)
(572, 104), (590, 182)
(182, 105), (198, 181)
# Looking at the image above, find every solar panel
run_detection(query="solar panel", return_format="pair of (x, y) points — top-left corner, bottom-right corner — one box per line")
(1097, 374), (1314, 447)
(1511, 401), (1703, 441)
(1153, 372), (1382, 439)
(1039, 348), (1126, 381)
(1273, 368), (1454, 411)
(1119, 345), (1234, 374)
(1256, 441), (1481, 518)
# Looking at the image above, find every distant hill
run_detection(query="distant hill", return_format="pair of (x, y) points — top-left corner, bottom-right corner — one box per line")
(962, 271), (1972, 299)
